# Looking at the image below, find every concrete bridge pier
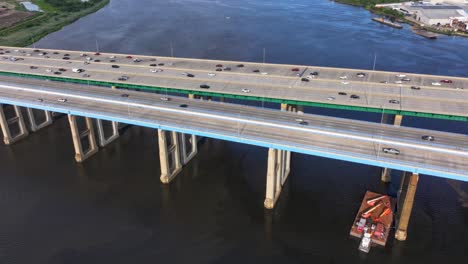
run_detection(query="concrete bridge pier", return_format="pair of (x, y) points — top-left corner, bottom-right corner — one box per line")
(158, 129), (182, 184)
(158, 129), (198, 184)
(95, 119), (119, 147)
(26, 108), (53, 132)
(0, 104), (29, 145)
(395, 172), (419, 241)
(264, 148), (291, 209)
(380, 114), (403, 182)
(264, 103), (296, 209)
(178, 133), (197, 164)
(68, 115), (98, 162)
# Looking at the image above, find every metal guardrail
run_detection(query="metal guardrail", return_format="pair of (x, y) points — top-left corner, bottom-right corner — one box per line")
(0, 70), (466, 122)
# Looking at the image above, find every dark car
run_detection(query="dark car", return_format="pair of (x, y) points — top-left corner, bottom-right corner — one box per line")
(111, 65), (120, 68)
(224, 67), (231, 71)
(389, 99), (400, 104)
(411, 86), (421, 90)
(200, 84), (210, 89)
(301, 78), (310, 82)
(299, 121), (308, 125)
(121, 94), (129, 98)
(310, 71), (319, 76)
(216, 64), (223, 67)
(253, 69), (260, 73)
(187, 73), (195, 78)
(291, 68), (300, 72)
(401, 78), (411, 82)
(64, 53), (70, 56)
(150, 64), (157, 67)
(158, 63), (164, 66)
(53, 52), (60, 55)
(440, 79), (453, 83)
(62, 57), (70, 60)
(216, 68), (222, 71)
(237, 64), (244, 67)
(179, 104), (188, 108)
(110, 59), (116, 62)
(421, 135), (435, 141)
(58, 68), (67, 72)
(53, 71), (62, 75)
(350, 94), (360, 99)
(95, 52), (101, 55)
(126, 55), (133, 59)
(338, 92), (347, 95)
(94, 59), (101, 62)
(29, 66), (38, 69)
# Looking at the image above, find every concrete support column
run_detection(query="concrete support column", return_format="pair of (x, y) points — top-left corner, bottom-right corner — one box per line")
(264, 103), (295, 209)
(381, 114), (403, 182)
(264, 148), (291, 209)
(178, 133), (197, 164)
(395, 172), (419, 241)
(0, 104), (29, 145)
(68, 115), (98, 162)
(96, 119), (119, 147)
(158, 129), (182, 184)
(26, 108), (53, 132)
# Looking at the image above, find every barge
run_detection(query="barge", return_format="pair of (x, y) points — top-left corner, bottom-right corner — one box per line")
(350, 191), (395, 253)
(412, 28), (438, 39)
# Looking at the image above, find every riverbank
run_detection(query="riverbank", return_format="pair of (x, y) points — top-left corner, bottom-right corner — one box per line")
(333, 0), (468, 38)
(0, 0), (109, 47)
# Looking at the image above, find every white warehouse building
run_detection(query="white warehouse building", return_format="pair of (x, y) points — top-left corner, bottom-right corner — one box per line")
(411, 6), (468, 25)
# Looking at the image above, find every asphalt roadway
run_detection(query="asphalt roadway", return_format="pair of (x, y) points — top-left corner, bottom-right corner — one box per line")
(0, 46), (466, 117)
(0, 76), (466, 180)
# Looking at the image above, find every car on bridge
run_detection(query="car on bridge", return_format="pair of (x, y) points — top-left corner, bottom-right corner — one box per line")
(389, 99), (400, 104)
(440, 79), (453, 84)
(382, 148), (400, 155)
(421, 135), (435, 141)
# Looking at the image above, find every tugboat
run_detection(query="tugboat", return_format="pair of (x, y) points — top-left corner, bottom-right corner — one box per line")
(358, 227), (372, 253)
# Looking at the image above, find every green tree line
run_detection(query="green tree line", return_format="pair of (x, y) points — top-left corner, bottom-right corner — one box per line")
(45, 0), (102, 12)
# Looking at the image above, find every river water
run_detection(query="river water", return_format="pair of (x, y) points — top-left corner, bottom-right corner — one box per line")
(1, 0), (468, 263)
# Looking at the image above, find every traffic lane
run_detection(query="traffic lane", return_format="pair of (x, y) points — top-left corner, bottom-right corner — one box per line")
(2, 89), (467, 176)
(3, 80), (468, 157)
(1, 77), (467, 150)
(4, 49), (468, 95)
(4, 56), (468, 100)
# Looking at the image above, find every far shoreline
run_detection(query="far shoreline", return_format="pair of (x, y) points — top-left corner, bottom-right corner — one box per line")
(0, 0), (110, 47)
(332, 0), (468, 38)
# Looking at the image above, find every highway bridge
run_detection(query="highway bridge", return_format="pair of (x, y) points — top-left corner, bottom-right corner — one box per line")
(0, 46), (467, 241)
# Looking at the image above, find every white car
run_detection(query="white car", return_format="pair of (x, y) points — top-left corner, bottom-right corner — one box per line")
(208, 73), (216, 77)
(150, 69), (163, 73)
(109, 55), (116, 59)
(327, 96), (335, 101)
(395, 74), (406, 78)
(382, 147), (400, 155)
(432, 82), (441, 86)
(341, 81), (349, 85)
(394, 80), (402, 84)
(241, 88), (251, 93)
(57, 98), (67, 103)
(339, 76), (347, 79)
(72, 68), (84, 73)
(260, 72), (268, 75)
(160, 97), (170, 101)
(45, 69), (52, 73)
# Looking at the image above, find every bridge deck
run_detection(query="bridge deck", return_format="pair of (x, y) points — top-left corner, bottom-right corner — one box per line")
(0, 46), (467, 120)
(0, 76), (467, 180)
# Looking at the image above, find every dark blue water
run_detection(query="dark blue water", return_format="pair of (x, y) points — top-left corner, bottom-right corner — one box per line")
(1, 0), (467, 263)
